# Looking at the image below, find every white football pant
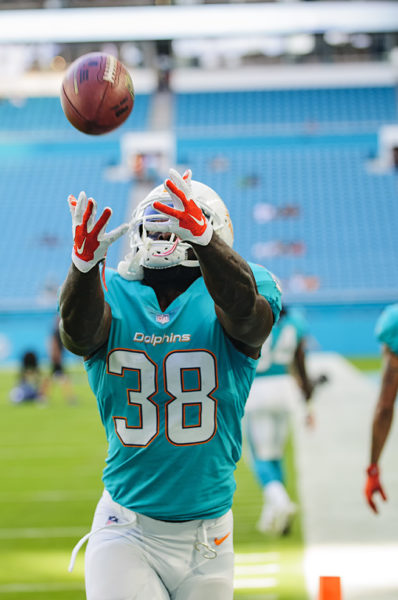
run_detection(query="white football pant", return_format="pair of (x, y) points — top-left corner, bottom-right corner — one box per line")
(84, 490), (234, 600)
(245, 374), (298, 459)
(257, 481), (297, 535)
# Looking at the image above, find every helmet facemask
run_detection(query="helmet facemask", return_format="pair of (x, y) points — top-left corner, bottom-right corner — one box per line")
(118, 180), (233, 281)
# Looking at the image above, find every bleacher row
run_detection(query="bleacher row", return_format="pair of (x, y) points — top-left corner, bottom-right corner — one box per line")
(0, 87), (395, 133)
(175, 86), (398, 133)
(178, 141), (398, 294)
(0, 94), (152, 137)
(0, 85), (397, 309)
(0, 152), (131, 306)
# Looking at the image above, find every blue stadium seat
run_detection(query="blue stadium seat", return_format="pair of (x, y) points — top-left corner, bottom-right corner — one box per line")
(0, 150), (132, 307)
(0, 94), (151, 138)
(177, 136), (398, 297)
(1, 85), (398, 307)
(175, 87), (398, 132)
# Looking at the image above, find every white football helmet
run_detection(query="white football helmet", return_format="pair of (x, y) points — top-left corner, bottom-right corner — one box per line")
(118, 179), (234, 281)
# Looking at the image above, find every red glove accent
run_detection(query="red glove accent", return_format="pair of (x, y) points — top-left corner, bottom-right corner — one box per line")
(151, 169), (212, 245)
(73, 199), (112, 263)
(154, 184), (206, 237)
(68, 191), (129, 274)
(365, 464), (387, 513)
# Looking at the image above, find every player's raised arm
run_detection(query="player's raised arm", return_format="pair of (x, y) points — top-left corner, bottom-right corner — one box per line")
(293, 341), (313, 397)
(151, 169), (276, 357)
(59, 191), (129, 357)
(370, 347), (398, 466)
(365, 345), (398, 512)
(193, 235), (273, 355)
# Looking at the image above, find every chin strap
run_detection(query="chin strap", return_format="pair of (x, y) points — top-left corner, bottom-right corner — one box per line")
(101, 257), (108, 291)
(117, 251), (144, 281)
(118, 237), (201, 280)
(180, 259), (200, 268)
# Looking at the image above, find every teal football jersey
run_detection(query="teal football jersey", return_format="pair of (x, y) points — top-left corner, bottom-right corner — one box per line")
(375, 303), (398, 355)
(256, 309), (308, 377)
(84, 263), (281, 521)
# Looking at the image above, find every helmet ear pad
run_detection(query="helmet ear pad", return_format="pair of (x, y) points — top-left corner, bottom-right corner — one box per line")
(190, 181), (234, 248)
(118, 179), (234, 280)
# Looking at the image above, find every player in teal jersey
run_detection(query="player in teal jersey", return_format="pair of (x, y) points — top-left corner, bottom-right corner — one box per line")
(245, 306), (315, 535)
(365, 303), (398, 514)
(59, 168), (281, 600)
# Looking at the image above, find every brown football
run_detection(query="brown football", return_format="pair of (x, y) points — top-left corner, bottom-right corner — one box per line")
(60, 52), (135, 135)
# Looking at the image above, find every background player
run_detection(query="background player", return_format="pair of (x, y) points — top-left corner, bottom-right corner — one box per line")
(43, 315), (77, 405)
(9, 350), (45, 404)
(245, 305), (319, 535)
(59, 168), (281, 600)
(365, 303), (398, 514)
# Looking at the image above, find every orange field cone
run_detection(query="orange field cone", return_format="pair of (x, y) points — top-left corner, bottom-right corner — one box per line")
(318, 576), (342, 600)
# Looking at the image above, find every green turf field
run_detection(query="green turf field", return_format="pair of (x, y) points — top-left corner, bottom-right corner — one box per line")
(0, 364), (308, 599)
(347, 356), (382, 372)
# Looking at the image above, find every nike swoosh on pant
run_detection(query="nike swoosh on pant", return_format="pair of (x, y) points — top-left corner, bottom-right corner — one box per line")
(214, 532), (231, 546)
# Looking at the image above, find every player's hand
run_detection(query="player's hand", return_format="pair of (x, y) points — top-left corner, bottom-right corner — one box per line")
(304, 406), (315, 428)
(365, 463), (387, 513)
(150, 168), (213, 246)
(68, 191), (129, 273)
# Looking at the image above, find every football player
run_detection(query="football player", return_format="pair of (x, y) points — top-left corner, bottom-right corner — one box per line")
(59, 168), (281, 600)
(41, 315), (77, 405)
(245, 306), (316, 535)
(365, 303), (398, 514)
(9, 350), (45, 404)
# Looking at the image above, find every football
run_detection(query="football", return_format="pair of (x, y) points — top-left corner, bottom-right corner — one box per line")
(60, 52), (135, 135)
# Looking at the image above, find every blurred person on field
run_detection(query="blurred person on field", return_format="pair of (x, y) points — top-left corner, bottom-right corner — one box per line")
(10, 350), (45, 404)
(365, 303), (398, 513)
(245, 305), (325, 535)
(42, 315), (77, 405)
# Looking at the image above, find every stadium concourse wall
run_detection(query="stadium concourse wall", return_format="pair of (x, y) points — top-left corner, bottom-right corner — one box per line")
(0, 308), (60, 367)
(0, 61), (394, 101)
(0, 300), (389, 367)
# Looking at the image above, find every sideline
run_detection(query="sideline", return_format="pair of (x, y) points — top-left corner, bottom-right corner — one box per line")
(294, 352), (398, 600)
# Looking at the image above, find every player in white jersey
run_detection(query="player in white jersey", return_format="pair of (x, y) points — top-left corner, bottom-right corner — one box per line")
(245, 306), (315, 535)
(365, 303), (398, 513)
(59, 168), (281, 599)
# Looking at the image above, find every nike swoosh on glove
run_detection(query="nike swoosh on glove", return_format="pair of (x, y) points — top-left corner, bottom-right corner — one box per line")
(150, 169), (213, 246)
(69, 191), (129, 273)
(365, 463), (387, 513)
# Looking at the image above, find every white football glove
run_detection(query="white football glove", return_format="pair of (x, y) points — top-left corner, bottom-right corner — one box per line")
(68, 191), (129, 273)
(149, 169), (213, 246)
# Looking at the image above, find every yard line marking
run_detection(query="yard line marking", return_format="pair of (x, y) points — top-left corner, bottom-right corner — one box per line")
(233, 576), (277, 589)
(0, 447), (97, 459)
(0, 583), (84, 594)
(235, 596), (277, 600)
(0, 526), (86, 539)
(0, 579), (278, 595)
(0, 490), (99, 503)
(235, 563), (279, 576)
(235, 552), (280, 563)
(233, 552), (280, 593)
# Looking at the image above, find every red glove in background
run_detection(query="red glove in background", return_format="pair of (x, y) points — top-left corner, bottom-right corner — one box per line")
(365, 463), (387, 514)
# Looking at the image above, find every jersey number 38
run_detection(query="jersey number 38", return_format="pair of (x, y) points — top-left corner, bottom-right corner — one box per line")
(108, 349), (218, 447)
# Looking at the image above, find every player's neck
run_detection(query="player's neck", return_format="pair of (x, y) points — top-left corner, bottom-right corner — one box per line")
(143, 266), (201, 312)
